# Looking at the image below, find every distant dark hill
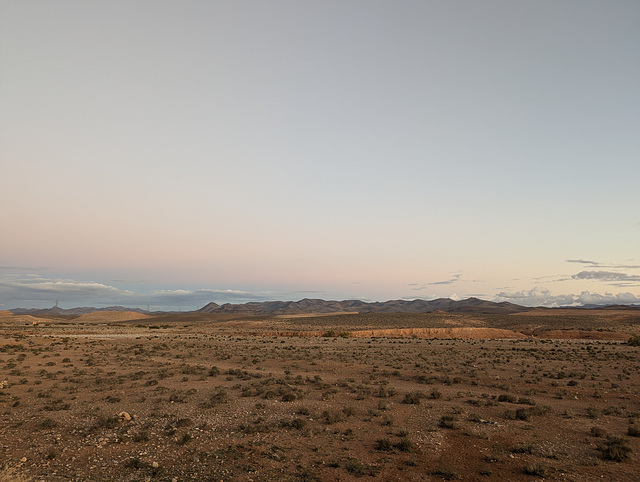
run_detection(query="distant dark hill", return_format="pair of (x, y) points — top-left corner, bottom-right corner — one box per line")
(197, 297), (529, 315)
(578, 304), (640, 310)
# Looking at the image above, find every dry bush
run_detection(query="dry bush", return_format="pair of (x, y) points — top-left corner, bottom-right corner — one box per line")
(599, 437), (632, 462)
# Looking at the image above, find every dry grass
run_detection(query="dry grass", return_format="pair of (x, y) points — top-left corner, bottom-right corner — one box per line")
(0, 465), (30, 482)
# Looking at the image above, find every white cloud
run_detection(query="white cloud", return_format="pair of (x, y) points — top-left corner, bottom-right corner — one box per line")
(571, 271), (640, 284)
(494, 287), (575, 307)
(0, 275), (130, 302)
(494, 287), (640, 307)
(575, 291), (640, 305)
(566, 260), (640, 270)
(0, 275), (276, 309)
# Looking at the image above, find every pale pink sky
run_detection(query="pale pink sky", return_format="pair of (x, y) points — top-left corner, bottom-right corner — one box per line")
(1, 1), (639, 309)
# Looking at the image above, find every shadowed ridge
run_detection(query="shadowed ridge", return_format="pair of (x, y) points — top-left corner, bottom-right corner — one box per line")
(195, 297), (530, 314)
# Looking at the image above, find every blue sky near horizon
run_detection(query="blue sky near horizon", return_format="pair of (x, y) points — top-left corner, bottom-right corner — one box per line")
(1, 1), (639, 310)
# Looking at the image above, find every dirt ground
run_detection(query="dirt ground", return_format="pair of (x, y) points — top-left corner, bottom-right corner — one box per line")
(1, 311), (639, 481)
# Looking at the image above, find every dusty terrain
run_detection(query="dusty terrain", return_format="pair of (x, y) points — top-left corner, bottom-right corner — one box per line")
(1, 310), (639, 481)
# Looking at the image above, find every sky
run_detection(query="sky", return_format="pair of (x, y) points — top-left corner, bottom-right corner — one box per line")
(1, 1), (639, 310)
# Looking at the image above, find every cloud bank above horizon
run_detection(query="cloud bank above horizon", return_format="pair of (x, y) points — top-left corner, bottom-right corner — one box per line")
(2, 269), (639, 310)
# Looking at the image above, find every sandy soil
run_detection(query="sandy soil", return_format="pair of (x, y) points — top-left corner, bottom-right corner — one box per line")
(73, 311), (152, 323)
(1, 311), (638, 481)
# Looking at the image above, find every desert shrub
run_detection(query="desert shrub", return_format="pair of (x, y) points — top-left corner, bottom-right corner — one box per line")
(529, 405), (552, 416)
(587, 406), (602, 419)
(511, 442), (534, 454)
(124, 456), (150, 470)
(439, 415), (458, 429)
(297, 468), (322, 481)
(42, 399), (70, 411)
(395, 437), (413, 452)
(133, 430), (149, 442)
(376, 386), (396, 398)
(429, 467), (461, 480)
(281, 392), (297, 402)
(590, 426), (607, 438)
(402, 391), (425, 405)
(37, 417), (58, 429)
(290, 418), (307, 430)
(375, 438), (393, 451)
(503, 409), (516, 420)
(342, 406), (356, 417)
(297, 406), (311, 416)
(468, 412), (483, 422)
(603, 406), (624, 416)
(180, 364), (204, 375)
(523, 462), (548, 477)
(628, 425), (640, 437)
(202, 387), (228, 407)
(175, 418), (192, 427)
(94, 415), (119, 430)
(323, 410), (345, 424)
(344, 458), (378, 477)
(497, 394), (516, 403)
(599, 437), (631, 462)
(382, 414), (394, 426)
(626, 335), (640, 346)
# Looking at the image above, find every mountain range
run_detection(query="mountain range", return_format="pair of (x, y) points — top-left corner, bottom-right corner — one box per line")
(196, 297), (529, 314)
(11, 298), (640, 316)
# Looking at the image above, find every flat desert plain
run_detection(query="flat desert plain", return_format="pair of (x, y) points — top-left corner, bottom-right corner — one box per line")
(1, 309), (639, 481)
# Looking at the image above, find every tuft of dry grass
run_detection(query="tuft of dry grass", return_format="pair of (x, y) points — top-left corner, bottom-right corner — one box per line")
(0, 465), (30, 482)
